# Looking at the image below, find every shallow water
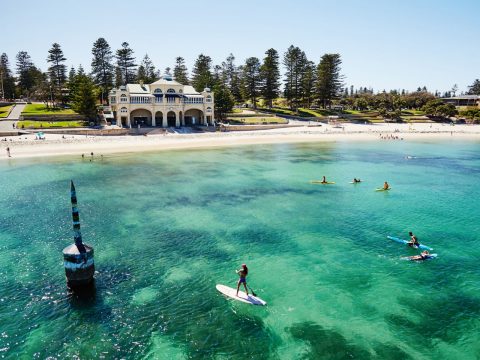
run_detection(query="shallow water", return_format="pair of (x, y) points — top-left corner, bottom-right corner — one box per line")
(0, 139), (479, 359)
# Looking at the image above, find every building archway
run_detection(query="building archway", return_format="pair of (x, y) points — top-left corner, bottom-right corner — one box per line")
(155, 111), (164, 127)
(130, 109), (153, 126)
(167, 111), (176, 127)
(184, 109), (204, 126)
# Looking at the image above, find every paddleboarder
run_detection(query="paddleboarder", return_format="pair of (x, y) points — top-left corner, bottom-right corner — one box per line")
(321, 176), (327, 184)
(383, 181), (390, 190)
(408, 231), (420, 247)
(236, 263), (249, 297)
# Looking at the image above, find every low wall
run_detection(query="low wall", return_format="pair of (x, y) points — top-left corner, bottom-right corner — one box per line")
(43, 128), (130, 136)
(0, 132), (21, 137)
(220, 124), (305, 132)
(20, 114), (86, 121)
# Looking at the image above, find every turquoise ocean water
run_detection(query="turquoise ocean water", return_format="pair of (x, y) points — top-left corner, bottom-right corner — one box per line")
(0, 139), (479, 359)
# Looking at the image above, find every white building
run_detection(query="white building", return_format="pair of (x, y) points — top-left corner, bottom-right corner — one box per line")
(109, 75), (214, 127)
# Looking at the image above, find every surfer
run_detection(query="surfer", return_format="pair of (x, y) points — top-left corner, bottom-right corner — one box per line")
(408, 231), (420, 247)
(383, 181), (390, 190)
(353, 178), (361, 183)
(321, 176), (327, 184)
(236, 263), (249, 297)
(406, 250), (430, 261)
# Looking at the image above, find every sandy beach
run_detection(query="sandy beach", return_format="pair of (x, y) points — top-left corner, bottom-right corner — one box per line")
(1, 122), (479, 160)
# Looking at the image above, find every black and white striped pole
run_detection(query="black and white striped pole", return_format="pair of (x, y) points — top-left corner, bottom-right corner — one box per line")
(63, 181), (95, 287)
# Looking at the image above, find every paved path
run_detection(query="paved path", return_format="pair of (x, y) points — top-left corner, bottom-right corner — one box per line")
(0, 104), (26, 133)
(7, 104), (26, 120)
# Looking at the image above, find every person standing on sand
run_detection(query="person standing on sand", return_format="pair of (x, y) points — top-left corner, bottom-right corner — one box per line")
(6, 147), (11, 157)
(236, 264), (249, 296)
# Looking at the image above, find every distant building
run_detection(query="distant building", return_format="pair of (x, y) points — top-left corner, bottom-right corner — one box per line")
(442, 95), (480, 108)
(109, 75), (214, 127)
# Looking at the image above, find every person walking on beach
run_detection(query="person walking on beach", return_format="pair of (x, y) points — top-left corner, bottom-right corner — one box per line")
(236, 263), (249, 297)
(408, 231), (420, 247)
(6, 147), (11, 157)
(383, 181), (390, 190)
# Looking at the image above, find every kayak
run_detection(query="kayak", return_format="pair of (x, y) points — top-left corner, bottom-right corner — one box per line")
(216, 284), (267, 306)
(401, 253), (438, 261)
(310, 180), (335, 184)
(375, 188), (391, 191)
(387, 235), (433, 251)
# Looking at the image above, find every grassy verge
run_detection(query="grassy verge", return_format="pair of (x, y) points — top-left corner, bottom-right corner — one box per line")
(259, 107), (342, 118)
(259, 107), (315, 117)
(0, 105), (13, 118)
(16, 121), (88, 129)
(227, 112), (275, 118)
(226, 117), (288, 125)
(21, 104), (77, 115)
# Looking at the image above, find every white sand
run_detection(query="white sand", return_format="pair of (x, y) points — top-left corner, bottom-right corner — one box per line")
(1, 123), (479, 160)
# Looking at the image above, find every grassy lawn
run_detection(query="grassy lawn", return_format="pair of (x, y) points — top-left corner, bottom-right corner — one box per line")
(401, 110), (425, 116)
(227, 112), (275, 118)
(21, 104), (77, 115)
(17, 121), (88, 129)
(226, 117), (288, 124)
(259, 107), (343, 118)
(0, 105), (13, 118)
(259, 107), (316, 117)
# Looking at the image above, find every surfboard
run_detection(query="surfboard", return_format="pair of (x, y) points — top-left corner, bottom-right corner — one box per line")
(350, 181), (362, 184)
(387, 235), (433, 251)
(310, 180), (335, 184)
(216, 284), (267, 306)
(375, 188), (391, 191)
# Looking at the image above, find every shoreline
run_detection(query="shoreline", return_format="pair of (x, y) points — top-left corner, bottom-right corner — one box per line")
(1, 123), (479, 160)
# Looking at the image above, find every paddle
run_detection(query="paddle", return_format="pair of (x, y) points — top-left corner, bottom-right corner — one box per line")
(247, 284), (257, 297)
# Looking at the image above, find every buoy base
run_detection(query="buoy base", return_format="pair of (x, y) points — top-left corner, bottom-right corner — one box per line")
(63, 243), (95, 286)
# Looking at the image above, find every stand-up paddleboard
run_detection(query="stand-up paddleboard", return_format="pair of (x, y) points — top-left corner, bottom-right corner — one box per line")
(216, 284), (267, 306)
(310, 180), (335, 184)
(375, 188), (391, 191)
(401, 253), (438, 261)
(387, 235), (433, 251)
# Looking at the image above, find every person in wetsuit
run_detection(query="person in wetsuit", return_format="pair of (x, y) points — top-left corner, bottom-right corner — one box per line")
(407, 250), (431, 261)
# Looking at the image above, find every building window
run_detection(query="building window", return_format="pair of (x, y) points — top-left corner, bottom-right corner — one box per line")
(167, 88), (176, 94)
(120, 107), (128, 113)
(110, 97), (116, 104)
(179, 89), (183, 94)
(120, 94), (128, 102)
(154, 88), (162, 94)
(206, 95), (212, 103)
(206, 107), (212, 113)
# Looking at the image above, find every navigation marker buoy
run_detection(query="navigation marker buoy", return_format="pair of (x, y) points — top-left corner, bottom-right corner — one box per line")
(62, 181), (95, 287)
